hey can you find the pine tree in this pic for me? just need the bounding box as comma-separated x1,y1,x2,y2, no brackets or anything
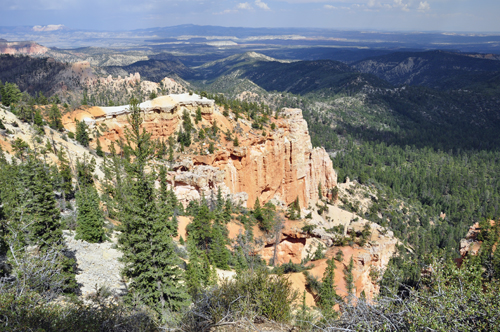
75,120,90,147
0,82,22,107
169,215,179,238
0,196,7,277
233,246,248,272
168,144,174,162
187,201,212,251
159,165,168,202
118,98,189,312
16,157,77,292
18,158,64,249
48,103,63,131
96,139,104,157
185,237,203,296
223,199,232,223
254,197,264,222
34,109,44,127
209,221,230,270
75,185,106,243
57,150,73,201
216,186,224,211
318,258,340,319
233,135,239,147
195,107,202,124
345,256,355,301
100,142,124,218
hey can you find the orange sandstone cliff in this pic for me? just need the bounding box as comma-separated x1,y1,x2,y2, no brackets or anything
63,94,337,209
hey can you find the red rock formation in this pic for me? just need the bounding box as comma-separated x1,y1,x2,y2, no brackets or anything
64,97,336,209
197,108,337,208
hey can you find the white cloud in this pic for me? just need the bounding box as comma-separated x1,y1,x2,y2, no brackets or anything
214,8,236,14
324,4,336,9
393,0,409,11
418,1,430,12
217,1,269,15
237,2,253,10
255,0,270,10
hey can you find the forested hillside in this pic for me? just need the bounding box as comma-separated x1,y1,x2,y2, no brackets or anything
1,48,500,331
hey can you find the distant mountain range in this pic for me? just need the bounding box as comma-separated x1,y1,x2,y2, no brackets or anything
1,24,500,54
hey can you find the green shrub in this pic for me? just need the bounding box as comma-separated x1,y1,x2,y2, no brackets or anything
0,291,158,331
272,260,309,274
301,224,316,235
313,243,326,260
184,268,298,330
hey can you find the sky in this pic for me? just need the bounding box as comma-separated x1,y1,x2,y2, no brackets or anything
0,0,499,33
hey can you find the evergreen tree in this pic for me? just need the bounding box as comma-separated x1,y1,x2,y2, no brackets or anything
233,135,239,147
48,103,63,131
100,142,125,218
57,150,73,201
34,109,44,127
287,196,301,220
187,201,213,251
37,91,48,105
195,107,202,124
118,98,189,312
0,196,7,277
96,139,104,157
223,199,232,223
0,82,22,107
75,120,90,147
18,158,64,249
253,197,264,223
211,120,219,136
185,237,204,296
209,221,230,270
216,186,224,211
16,157,77,292
182,109,193,132
345,256,355,300
168,144,174,162
75,185,106,243
233,246,248,272
318,258,340,319
76,155,96,188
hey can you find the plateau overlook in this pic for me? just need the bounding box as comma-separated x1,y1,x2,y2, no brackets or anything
0,88,401,329
1,34,500,331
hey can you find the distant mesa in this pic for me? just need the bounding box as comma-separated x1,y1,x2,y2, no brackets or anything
32,24,65,32
0,40,49,55
206,41,238,47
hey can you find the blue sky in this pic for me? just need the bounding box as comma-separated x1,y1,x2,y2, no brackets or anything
1,0,499,33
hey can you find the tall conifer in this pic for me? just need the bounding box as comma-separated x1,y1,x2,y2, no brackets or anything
75,185,106,243
319,258,340,319
16,157,77,292
118,98,189,312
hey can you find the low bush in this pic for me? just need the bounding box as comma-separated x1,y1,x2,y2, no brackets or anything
183,268,298,330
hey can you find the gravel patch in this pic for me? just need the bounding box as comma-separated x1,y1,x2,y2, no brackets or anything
64,231,126,297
